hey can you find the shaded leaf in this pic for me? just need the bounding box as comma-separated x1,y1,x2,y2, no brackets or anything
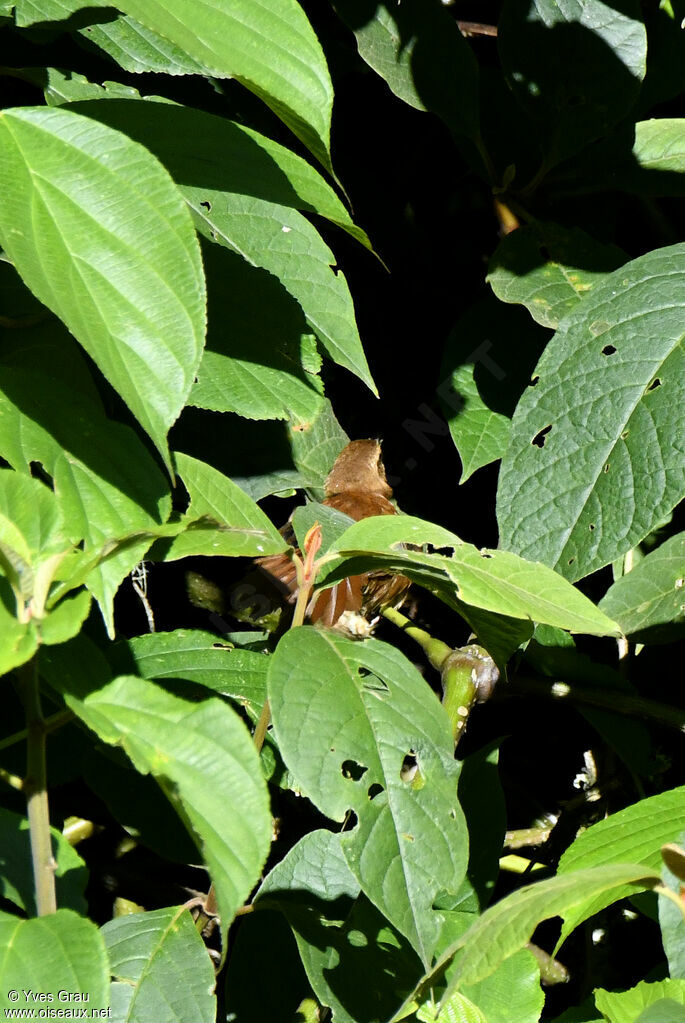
333,0,479,139
115,0,334,171
488,223,626,330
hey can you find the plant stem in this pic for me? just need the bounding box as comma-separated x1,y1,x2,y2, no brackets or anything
381,606,452,671
0,708,73,754
18,658,57,915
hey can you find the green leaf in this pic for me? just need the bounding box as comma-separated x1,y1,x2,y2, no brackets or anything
0,324,173,634
631,118,685,179
289,400,349,500
259,829,422,1023
158,452,288,560
80,14,212,75
488,223,626,330
39,587,92,645
497,243,685,582
417,991,488,1023
119,629,268,712
69,98,372,251
13,0,109,25
102,906,216,1022
438,300,548,483
555,786,685,948
57,672,272,950
114,0,334,172
460,947,545,1023
44,68,149,105
429,863,660,1000
659,830,685,980
599,532,685,641
191,193,375,394
324,515,621,636
0,806,87,916
189,243,324,425
0,468,65,562
595,980,685,1023
268,628,467,965
0,578,37,675
498,0,646,163
0,106,206,471
0,909,109,1011
332,0,479,139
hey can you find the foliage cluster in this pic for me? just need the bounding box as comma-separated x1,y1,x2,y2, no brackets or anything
0,0,684,1021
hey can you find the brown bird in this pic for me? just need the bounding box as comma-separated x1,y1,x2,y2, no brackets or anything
255,439,410,633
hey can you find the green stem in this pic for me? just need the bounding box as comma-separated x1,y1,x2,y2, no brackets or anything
381,606,452,671
18,658,57,915
0,708,74,754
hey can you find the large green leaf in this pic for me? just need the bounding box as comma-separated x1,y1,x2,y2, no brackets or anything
103,906,216,1022
497,243,685,581
80,14,211,74
258,829,422,1023
157,452,288,560
13,0,108,24
0,909,109,1012
333,0,479,139
599,532,685,641
555,785,685,949
114,0,334,171
119,629,268,712
424,863,660,1004
189,242,325,425
488,223,626,330
323,515,621,636
0,106,206,471
439,300,549,483
191,193,374,394
268,628,467,966
595,980,685,1023
56,672,272,949
68,99,371,250
498,0,646,163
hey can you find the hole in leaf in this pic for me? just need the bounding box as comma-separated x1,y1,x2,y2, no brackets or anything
589,523,595,531
568,557,575,566
449,809,457,820
603,463,610,473
341,760,367,781
200,199,212,212
621,430,629,440
532,425,552,448
400,752,418,783
529,375,539,387
479,550,493,559
601,344,616,356
368,783,384,801
647,378,662,391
